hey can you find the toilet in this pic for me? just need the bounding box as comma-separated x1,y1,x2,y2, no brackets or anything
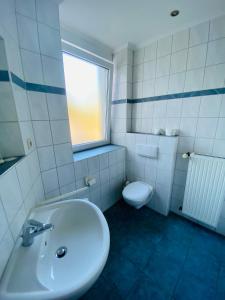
122,181,154,209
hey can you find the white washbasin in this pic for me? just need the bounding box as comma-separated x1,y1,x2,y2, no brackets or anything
0,199,110,300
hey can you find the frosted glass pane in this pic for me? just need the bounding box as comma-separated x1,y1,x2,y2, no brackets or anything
63,52,108,146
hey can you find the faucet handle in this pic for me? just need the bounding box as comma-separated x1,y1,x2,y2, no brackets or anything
27,219,44,228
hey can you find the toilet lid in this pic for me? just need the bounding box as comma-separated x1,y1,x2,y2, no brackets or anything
122,181,153,202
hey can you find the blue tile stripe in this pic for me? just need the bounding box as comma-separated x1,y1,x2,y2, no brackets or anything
0,69,66,95
112,99,127,104
0,70,10,81
26,82,66,95
11,72,26,89
112,87,225,104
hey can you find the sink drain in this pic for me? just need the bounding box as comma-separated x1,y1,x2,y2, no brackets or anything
56,246,67,258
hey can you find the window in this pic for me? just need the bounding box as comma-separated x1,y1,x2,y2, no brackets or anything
62,45,112,152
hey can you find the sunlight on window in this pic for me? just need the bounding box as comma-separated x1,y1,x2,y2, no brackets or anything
63,53,108,146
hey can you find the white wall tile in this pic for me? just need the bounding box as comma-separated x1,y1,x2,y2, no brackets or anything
0,230,14,278
203,64,225,89
220,95,225,117
20,49,43,84
57,163,75,187
0,0,18,42
47,94,68,120
199,95,222,117
168,72,185,94
99,153,109,170
196,118,218,138
16,156,32,198
12,85,30,122
60,182,76,195
141,102,154,118
153,100,167,117
177,137,194,153
16,0,36,19
194,138,214,155
215,118,225,139
0,200,9,241
54,143,73,166
0,122,25,157
156,55,170,77
181,97,201,117
174,170,187,186
189,21,209,47
165,117,180,130
175,155,188,171
144,42,157,61
10,204,26,240
155,76,169,96
206,38,225,66
180,117,197,137
158,136,178,154
38,23,61,60
132,82,143,98
16,14,39,52
38,146,56,171
184,68,204,91
88,156,100,174
142,79,155,97
152,117,166,130
213,139,225,158
33,121,52,147
5,37,23,78
133,64,143,82
0,82,18,122
172,29,189,52
166,99,182,117
209,15,225,40
42,168,58,194
36,0,60,30
141,118,152,133
157,36,172,57
41,55,65,88
19,121,35,155
0,168,23,223
50,120,70,144
187,44,207,70
133,48,144,65
170,50,188,74
74,160,88,180
143,60,156,80
28,92,48,121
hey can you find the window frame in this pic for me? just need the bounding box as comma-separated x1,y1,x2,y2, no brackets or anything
62,41,113,152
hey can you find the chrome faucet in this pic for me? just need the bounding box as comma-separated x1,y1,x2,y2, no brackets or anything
21,219,54,247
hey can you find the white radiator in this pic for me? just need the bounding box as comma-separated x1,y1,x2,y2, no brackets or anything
182,154,225,228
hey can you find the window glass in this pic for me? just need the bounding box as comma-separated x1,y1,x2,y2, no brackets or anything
63,52,109,147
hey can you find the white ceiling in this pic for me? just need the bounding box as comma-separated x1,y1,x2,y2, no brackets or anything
59,0,225,50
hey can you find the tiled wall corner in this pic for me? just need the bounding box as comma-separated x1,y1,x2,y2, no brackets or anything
74,147,126,212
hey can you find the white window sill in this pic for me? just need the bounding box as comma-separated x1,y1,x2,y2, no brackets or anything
73,144,125,162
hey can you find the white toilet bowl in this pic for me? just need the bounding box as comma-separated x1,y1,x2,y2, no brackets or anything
122,181,154,209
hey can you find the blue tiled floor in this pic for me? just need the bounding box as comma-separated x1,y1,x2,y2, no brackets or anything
80,201,225,300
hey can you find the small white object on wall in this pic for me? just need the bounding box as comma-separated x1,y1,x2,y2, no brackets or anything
85,176,97,186
152,128,165,135
165,128,179,136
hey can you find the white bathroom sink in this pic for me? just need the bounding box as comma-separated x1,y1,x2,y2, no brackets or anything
0,199,110,300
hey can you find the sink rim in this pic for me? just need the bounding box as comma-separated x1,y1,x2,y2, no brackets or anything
0,198,110,300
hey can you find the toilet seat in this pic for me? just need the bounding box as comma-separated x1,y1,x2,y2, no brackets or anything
122,181,153,209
